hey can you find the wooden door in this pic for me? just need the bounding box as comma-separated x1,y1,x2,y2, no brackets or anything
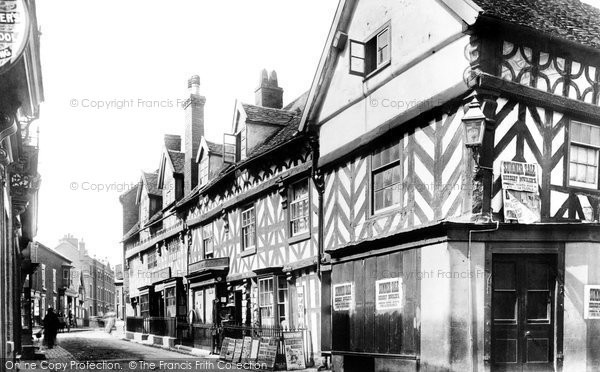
491,254,556,371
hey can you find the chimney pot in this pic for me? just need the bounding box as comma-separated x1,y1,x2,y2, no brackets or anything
188,75,200,95
255,69,283,109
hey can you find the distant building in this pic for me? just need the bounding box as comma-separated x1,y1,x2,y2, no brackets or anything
114,264,125,320
54,235,116,324
28,243,73,325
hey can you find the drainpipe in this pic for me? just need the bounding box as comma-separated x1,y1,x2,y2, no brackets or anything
309,134,325,279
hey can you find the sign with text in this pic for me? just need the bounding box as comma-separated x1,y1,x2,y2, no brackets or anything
257,337,278,370
333,282,354,311
240,336,253,363
249,338,260,361
0,0,30,73
232,338,243,363
219,337,231,360
500,161,541,223
584,285,600,319
283,331,306,370
375,277,403,311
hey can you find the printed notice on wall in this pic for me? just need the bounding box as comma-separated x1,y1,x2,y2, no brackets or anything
584,285,600,319
375,277,403,311
332,282,354,311
500,161,541,224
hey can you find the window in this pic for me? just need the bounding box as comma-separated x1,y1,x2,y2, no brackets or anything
259,277,274,326
53,269,56,291
165,287,176,317
223,133,237,164
349,24,391,77
203,223,214,259
239,127,247,161
147,250,157,269
241,206,256,250
63,269,69,280
140,294,149,317
199,156,209,185
569,121,600,189
41,264,46,289
372,141,402,213
289,180,310,237
259,276,289,327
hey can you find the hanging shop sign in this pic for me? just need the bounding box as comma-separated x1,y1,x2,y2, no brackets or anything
584,285,600,320
500,161,541,223
283,331,306,370
375,277,403,311
0,0,30,73
333,282,354,311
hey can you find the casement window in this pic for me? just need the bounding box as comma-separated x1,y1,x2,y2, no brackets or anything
203,223,214,259
569,121,600,189
349,24,391,77
41,264,46,289
223,133,237,164
147,250,157,269
258,276,289,327
239,127,247,161
199,156,209,185
372,141,402,213
289,180,310,237
241,205,256,251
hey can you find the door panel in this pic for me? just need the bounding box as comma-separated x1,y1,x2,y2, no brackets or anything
491,254,556,372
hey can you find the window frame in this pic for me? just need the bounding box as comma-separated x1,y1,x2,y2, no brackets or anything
241,204,257,253
202,222,214,259
147,250,158,269
568,120,600,190
371,140,403,215
258,275,289,328
288,179,311,241
349,22,392,79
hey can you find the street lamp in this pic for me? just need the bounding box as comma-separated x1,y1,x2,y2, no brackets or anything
462,99,486,148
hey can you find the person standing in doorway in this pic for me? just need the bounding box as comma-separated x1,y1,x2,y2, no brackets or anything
43,308,59,349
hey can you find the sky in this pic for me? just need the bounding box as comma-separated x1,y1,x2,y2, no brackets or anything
34,0,339,266
33,0,600,266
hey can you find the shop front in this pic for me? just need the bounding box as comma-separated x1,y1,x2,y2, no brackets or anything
186,257,229,350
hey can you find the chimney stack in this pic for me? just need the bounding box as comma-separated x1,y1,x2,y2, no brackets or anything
184,75,205,194
164,134,181,152
255,69,283,109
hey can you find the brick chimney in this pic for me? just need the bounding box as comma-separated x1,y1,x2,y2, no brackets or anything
184,75,205,194
255,69,283,109
164,134,181,152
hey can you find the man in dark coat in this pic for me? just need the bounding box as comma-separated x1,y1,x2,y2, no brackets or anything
43,308,59,349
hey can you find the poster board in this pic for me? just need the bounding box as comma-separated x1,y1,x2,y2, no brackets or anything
333,282,354,311
249,338,261,361
232,338,243,363
257,337,278,370
375,277,403,311
283,331,306,370
584,285,600,319
225,337,236,361
240,336,253,363
219,337,231,360
500,161,541,223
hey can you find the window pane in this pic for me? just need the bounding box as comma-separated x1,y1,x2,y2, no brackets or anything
351,57,365,74
374,173,383,190
592,126,600,146
493,291,517,320
571,122,581,143
374,190,383,211
527,291,550,321
383,188,393,208
372,151,381,169
587,166,597,184
383,168,392,187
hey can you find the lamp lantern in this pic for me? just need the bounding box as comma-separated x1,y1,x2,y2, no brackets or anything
462,99,486,147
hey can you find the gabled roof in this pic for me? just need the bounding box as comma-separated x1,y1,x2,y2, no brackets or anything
122,221,140,242
142,172,160,197
167,150,185,174
196,137,224,163
241,103,299,126
36,242,73,264
474,0,600,49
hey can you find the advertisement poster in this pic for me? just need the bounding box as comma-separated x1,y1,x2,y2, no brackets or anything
249,338,260,361
240,336,253,363
232,338,243,363
584,285,600,319
219,337,231,360
333,282,354,311
283,331,306,370
500,161,541,223
257,337,278,369
0,0,30,72
375,277,403,311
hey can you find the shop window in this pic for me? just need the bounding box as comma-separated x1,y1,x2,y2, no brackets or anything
569,120,600,189
289,180,309,237
203,223,214,259
192,288,215,324
140,294,149,317
259,276,289,327
349,23,391,77
241,205,256,251
372,141,401,213
165,287,176,317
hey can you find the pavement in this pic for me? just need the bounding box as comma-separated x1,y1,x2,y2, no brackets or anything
11,329,328,372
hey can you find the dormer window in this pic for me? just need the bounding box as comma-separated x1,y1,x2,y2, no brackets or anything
224,133,237,164
199,156,209,186
349,23,391,77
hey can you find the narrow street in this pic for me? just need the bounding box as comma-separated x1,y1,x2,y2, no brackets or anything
16,330,266,372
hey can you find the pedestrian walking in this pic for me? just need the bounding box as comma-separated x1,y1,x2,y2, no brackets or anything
104,308,116,334
42,308,59,349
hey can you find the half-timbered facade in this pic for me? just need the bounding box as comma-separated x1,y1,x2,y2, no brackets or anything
301,0,600,371
177,71,322,359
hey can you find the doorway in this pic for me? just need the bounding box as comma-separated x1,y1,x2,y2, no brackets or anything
491,254,557,371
